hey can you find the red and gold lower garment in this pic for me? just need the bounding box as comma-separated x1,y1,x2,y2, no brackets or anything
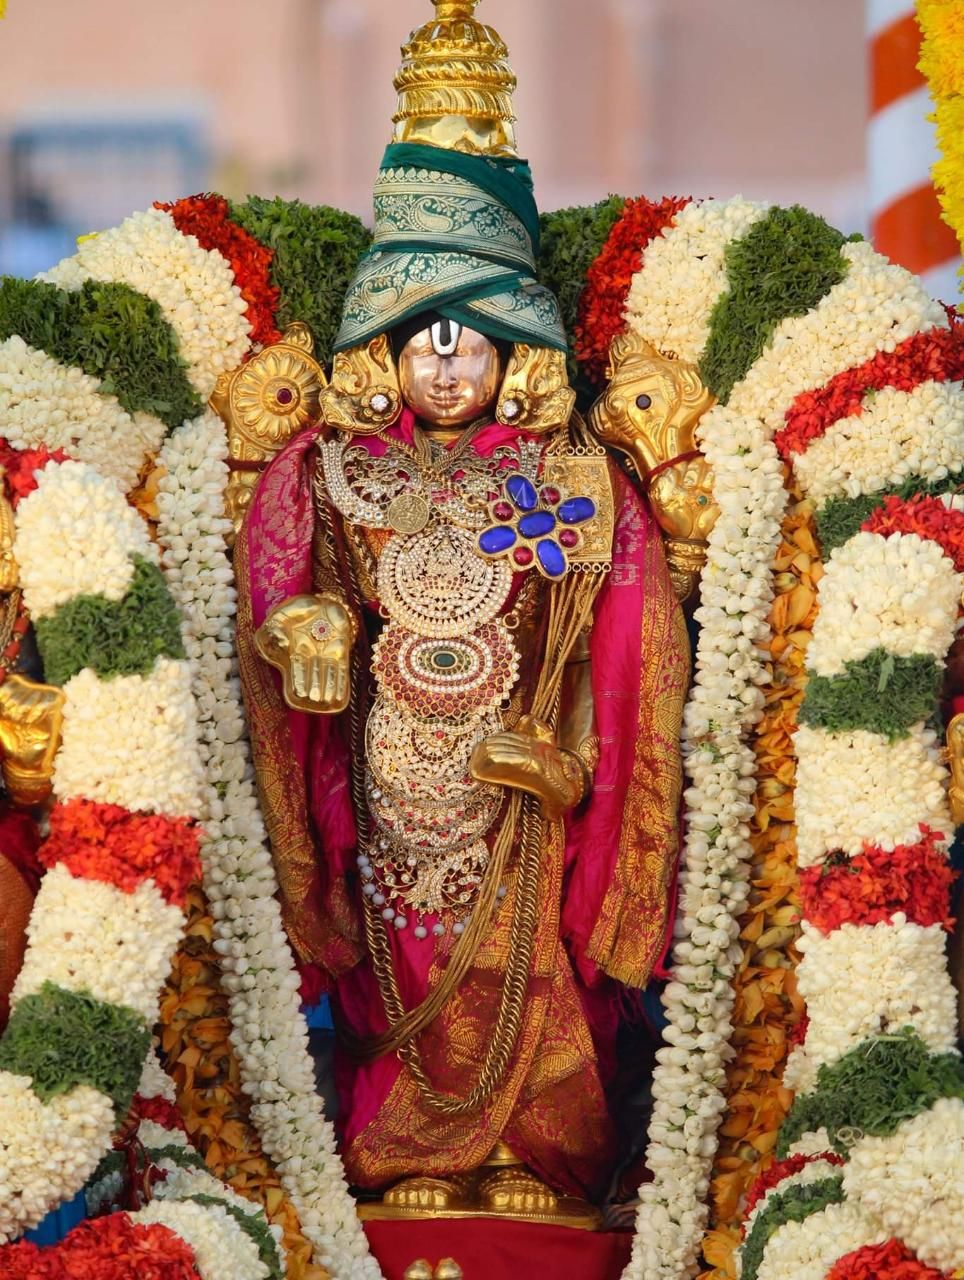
235,421,689,1199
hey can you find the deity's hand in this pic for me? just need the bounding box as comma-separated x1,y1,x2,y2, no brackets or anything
254,593,357,715
0,674,65,809
469,714,587,821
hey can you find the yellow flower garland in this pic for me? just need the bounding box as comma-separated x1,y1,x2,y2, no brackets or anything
918,0,964,287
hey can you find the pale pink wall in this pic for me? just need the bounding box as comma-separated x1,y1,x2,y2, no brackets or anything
0,0,868,232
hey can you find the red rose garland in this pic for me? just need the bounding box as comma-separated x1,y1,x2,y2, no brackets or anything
775,312,964,461
798,827,956,934
2,1215,201,1280
861,494,964,571
826,1238,951,1280
132,1092,190,1136
742,1151,845,1223
156,194,281,348
575,194,692,386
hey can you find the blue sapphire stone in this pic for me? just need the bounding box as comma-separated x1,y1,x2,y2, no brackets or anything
557,496,597,525
536,539,567,578
479,525,517,555
506,474,538,512
518,510,556,539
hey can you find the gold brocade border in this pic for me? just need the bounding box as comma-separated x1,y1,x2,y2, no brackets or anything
697,480,819,1280
158,885,330,1280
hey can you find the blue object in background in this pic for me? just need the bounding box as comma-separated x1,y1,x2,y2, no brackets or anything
24,1190,86,1246
304,996,334,1030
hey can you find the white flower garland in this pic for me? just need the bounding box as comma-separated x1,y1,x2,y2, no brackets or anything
795,378,964,505
0,335,166,493
842,1097,964,1273
15,459,157,617
781,919,959,1093
155,414,382,1280
11,867,186,1024
805,532,962,674
793,722,951,867
133,1198,271,1280
53,657,204,818
743,1156,844,1236
41,208,252,400
754,1200,886,1280
0,1076,115,1242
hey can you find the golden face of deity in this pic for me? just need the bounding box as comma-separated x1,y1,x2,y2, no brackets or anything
398,322,502,428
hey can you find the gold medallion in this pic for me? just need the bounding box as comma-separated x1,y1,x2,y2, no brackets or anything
387,492,431,534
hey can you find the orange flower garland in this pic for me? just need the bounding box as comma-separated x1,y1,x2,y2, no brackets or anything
158,886,330,1280
698,480,819,1280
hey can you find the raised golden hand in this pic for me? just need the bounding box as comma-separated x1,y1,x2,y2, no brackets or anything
469,713,586,820
254,593,357,714
0,674,65,808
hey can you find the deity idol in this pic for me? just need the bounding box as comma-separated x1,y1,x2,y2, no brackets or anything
230,0,704,1222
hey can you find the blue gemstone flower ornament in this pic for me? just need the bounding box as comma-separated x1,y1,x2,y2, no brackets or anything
477,473,597,579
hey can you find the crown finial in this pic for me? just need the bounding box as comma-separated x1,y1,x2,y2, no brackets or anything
392,0,518,157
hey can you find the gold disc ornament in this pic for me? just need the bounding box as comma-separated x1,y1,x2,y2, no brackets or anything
387,491,431,534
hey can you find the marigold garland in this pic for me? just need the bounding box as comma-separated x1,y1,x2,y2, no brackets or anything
826,1237,951,1280
40,799,202,909
2,1214,201,1280
861,492,964,569
798,828,956,934
697,484,817,1280
158,885,329,1280
775,317,964,460
157,196,282,348
918,0,964,291
575,195,691,385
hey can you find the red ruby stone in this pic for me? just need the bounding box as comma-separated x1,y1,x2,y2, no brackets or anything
494,502,514,520
276,387,294,406
559,529,579,548
540,486,561,505
513,546,534,566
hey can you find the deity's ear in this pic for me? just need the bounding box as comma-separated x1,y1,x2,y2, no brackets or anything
319,333,403,434
496,344,576,433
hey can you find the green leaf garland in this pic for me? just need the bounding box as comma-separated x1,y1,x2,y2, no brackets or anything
815,469,964,553
799,650,942,740
777,1028,964,1158
228,197,372,368
699,207,860,405
740,1176,845,1280
0,981,150,1116
35,554,186,687
0,278,203,429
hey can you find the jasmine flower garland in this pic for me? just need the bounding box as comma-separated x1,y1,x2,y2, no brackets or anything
754,1200,887,1280
740,1175,845,1280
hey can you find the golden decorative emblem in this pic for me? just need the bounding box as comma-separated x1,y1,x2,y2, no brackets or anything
209,322,326,538
387,492,432,534
319,334,404,434
542,452,615,570
496,344,577,434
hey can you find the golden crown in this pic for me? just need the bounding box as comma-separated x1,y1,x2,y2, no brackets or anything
392,0,518,157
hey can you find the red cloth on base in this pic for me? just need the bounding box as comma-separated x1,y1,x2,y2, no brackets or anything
364,1219,633,1280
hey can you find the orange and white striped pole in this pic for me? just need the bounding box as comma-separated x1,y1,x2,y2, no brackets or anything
868,0,960,299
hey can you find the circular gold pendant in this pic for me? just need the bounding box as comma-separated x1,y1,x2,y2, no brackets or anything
387,492,431,535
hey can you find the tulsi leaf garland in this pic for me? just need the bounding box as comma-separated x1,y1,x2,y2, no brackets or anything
777,1029,964,1158
740,1175,845,1280
798,650,942,740
699,207,858,405
35,555,186,686
0,278,203,429
228,197,372,366
0,981,150,1116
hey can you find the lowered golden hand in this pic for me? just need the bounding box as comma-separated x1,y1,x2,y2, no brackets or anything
469,713,587,820
254,593,357,715
0,675,66,809
588,331,718,600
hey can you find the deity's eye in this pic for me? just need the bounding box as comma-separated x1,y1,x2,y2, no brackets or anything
636,393,652,410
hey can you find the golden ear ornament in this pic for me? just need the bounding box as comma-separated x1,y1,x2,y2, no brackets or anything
209,321,326,539
496,344,576,434
318,334,404,435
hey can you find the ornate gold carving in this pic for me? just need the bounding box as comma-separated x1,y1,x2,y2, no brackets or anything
0,675,65,808
319,334,403,434
393,1,518,157
254,592,357,715
588,331,719,600
496,344,576,433
208,322,326,539
947,711,964,826
541,451,615,569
